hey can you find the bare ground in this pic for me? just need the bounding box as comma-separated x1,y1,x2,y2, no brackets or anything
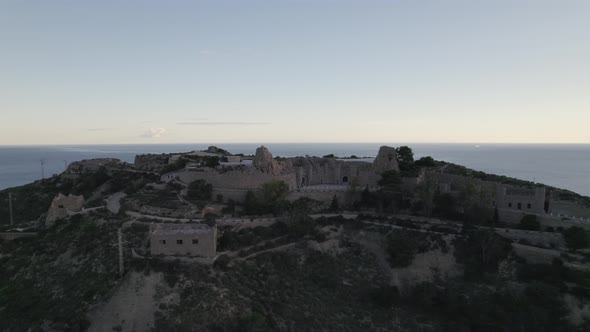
88,272,163,332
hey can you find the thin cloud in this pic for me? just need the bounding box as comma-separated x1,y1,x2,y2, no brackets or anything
141,128,167,138
177,121,270,126
87,128,113,132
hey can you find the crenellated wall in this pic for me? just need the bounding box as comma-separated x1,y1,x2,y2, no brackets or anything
292,158,380,188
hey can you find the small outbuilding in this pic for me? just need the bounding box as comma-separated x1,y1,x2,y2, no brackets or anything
150,223,217,258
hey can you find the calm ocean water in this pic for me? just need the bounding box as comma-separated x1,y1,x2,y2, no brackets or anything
0,143,589,197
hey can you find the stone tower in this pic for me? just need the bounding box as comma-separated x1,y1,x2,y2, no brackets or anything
253,146,276,173
372,146,400,173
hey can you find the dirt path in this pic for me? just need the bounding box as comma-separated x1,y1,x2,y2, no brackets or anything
88,272,163,332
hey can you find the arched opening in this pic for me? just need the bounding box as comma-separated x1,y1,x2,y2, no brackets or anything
342,176,349,184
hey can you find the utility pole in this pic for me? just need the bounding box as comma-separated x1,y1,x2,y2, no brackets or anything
118,228,124,278
40,159,45,179
8,192,14,225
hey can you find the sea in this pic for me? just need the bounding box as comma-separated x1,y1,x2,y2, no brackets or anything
0,143,589,197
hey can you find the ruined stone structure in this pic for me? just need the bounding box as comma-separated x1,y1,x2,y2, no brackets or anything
134,154,171,172
372,146,400,174
291,157,381,188
45,193,85,227
162,146,401,204
150,223,217,258
430,171,551,223
496,185,547,215
66,158,125,174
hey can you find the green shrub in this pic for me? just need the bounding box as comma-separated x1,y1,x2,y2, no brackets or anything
385,231,418,268
186,179,213,201
564,226,589,251
520,214,540,231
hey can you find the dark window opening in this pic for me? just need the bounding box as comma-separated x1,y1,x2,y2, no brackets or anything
508,203,512,208
159,240,166,245
342,176,349,184
301,177,305,187
177,239,183,244
192,239,199,244
517,203,522,210
58,205,64,208
527,203,532,209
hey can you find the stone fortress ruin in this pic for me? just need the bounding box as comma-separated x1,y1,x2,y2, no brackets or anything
156,145,400,203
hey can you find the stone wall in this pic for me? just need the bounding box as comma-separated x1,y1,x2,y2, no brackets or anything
293,158,380,188
498,208,590,230
286,190,361,207
550,200,590,219
174,169,297,191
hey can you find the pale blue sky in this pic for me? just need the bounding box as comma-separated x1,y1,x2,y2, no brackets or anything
1,0,589,144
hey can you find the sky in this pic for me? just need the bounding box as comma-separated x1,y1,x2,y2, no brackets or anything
1,0,589,145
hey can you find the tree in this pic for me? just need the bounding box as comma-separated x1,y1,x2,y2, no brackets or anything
243,181,290,216
378,170,402,191
396,146,414,172
204,156,220,168
330,195,339,212
433,193,456,219
186,179,213,201
385,231,418,267
377,171,403,213
563,226,589,251
455,229,512,279
360,186,374,209
520,214,540,231
243,191,259,215
259,180,289,208
415,156,436,167
416,175,436,216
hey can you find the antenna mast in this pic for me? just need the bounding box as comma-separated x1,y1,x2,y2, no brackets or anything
8,192,14,225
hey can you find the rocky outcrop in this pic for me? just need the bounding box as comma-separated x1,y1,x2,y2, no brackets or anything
372,146,400,173
252,146,294,175
66,158,124,174
205,146,231,156
253,146,276,173
134,154,170,172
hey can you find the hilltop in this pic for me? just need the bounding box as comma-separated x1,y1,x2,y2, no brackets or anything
2,145,590,331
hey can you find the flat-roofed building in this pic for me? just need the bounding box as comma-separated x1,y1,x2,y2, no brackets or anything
150,223,216,258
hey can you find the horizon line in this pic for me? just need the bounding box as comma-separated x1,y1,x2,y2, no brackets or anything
2,141,590,147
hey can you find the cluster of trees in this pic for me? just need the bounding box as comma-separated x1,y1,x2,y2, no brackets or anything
395,146,437,177
186,179,213,202
243,180,290,216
